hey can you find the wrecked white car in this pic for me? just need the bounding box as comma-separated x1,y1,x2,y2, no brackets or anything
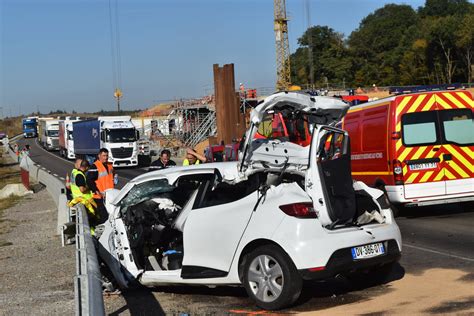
98,91,402,310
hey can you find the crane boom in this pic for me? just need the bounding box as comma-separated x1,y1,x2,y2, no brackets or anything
274,0,291,91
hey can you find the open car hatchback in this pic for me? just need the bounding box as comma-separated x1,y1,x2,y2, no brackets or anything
98,91,402,310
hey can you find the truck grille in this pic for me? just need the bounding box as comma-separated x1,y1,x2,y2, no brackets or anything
111,147,133,158
51,139,59,148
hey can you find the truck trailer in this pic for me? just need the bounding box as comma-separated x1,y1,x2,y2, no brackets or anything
73,116,139,167
38,118,60,150
22,117,38,138
59,117,81,159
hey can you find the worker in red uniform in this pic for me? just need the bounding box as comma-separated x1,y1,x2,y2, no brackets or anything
86,148,116,224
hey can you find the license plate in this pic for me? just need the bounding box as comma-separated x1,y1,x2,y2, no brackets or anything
351,242,385,260
409,162,437,171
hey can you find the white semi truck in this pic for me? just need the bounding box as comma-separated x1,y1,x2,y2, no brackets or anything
59,117,81,159
38,118,60,151
73,116,139,167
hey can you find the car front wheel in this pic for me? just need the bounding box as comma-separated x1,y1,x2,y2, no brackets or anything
242,245,302,310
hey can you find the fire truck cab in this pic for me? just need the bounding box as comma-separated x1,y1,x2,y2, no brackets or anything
343,90,474,211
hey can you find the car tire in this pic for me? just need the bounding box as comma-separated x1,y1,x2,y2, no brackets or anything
377,184,401,217
242,244,302,310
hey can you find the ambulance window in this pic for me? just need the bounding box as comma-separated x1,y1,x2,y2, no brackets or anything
439,109,474,145
402,111,439,146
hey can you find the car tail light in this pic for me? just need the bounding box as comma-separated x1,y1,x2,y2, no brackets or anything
393,159,404,185
279,202,317,218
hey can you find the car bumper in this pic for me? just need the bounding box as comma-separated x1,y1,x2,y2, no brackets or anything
298,239,401,280
272,216,402,272
386,185,474,206
112,159,138,167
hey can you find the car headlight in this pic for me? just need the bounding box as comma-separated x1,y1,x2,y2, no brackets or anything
376,194,390,209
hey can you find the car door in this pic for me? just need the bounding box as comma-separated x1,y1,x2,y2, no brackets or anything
181,172,260,277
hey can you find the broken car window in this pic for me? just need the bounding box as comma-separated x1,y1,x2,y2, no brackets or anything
120,179,174,209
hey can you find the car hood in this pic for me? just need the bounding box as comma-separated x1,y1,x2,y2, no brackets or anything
240,91,349,171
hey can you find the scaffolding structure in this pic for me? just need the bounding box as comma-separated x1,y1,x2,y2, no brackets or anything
166,98,217,149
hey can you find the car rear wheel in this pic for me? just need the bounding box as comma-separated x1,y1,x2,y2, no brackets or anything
242,245,302,310
377,184,402,217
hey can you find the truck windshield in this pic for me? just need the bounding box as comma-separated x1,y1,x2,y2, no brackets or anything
23,124,35,129
106,128,136,143
47,130,59,137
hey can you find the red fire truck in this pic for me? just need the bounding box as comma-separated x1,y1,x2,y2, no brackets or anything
342,90,474,212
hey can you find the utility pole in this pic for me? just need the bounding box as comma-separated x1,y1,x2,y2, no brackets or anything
114,88,122,112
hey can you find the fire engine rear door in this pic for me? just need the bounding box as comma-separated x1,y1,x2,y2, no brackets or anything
435,92,474,195
399,94,446,199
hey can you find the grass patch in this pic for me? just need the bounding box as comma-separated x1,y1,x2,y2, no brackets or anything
0,195,21,212
0,152,21,190
0,195,21,248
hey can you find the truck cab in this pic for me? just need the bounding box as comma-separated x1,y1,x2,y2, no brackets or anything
39,119,60,151
22,118,37,138
99,116,139,167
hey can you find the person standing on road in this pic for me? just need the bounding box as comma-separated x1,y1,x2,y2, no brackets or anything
86,148,116,224
183,148,207,166
14,144,19,162
71,158,93,199
148,149,176,171
68,158,99,232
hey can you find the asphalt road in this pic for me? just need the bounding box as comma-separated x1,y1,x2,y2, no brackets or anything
15,136,474,314
17,137,148,189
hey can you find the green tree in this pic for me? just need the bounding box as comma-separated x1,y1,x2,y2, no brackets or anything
419,0,471,17
348,4,419,86
290,26,351,87
455,12,474,83
421,15,461,83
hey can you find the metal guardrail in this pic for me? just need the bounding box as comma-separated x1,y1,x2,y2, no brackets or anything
7,139,105,316
74,204,105,316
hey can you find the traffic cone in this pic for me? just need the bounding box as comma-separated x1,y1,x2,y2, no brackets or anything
65,173,71,190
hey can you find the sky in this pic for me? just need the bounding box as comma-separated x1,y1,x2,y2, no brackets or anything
0,0,425,116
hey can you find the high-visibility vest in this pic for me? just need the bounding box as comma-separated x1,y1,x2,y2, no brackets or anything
70,169,93,200
94,160,114,198
183,159,200,166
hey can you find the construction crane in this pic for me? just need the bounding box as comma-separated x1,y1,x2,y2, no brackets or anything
274,0,291,91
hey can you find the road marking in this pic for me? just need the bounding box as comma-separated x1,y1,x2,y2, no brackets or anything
53,173,58,177
404,243,474,262
60,177,65,181
41,167,46,170
34,138,74,166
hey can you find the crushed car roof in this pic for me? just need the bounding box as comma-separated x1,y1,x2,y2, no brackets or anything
241,91,349,170
250,91,349,125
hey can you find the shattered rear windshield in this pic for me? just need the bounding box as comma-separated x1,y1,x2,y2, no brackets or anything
120,179,174,209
